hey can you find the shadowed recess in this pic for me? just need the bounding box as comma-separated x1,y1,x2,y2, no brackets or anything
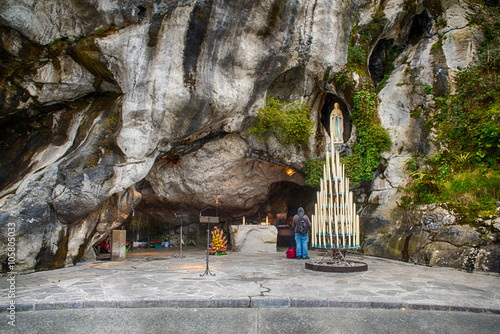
183,0,214,92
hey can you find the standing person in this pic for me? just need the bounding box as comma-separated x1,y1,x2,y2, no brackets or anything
293,207,311,259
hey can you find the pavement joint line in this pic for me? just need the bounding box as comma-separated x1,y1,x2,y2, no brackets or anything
2,299,499,314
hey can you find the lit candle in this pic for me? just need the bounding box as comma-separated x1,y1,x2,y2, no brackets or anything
243,216,245,225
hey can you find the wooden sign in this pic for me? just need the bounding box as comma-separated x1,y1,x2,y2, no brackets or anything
199,216,219,223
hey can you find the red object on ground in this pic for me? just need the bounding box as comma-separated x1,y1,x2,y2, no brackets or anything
286,247,296,259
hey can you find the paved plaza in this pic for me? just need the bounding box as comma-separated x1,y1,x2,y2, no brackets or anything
1,246,499,313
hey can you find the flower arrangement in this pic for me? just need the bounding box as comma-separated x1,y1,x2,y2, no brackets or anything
100,241,110,253
150,240,162,248
125,242,131,252
209,227,228,255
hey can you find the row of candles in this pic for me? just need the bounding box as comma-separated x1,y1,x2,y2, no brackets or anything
311,148,360,249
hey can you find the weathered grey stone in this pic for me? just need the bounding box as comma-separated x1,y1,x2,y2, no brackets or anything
432,225,481,247
0,0,159,45
475,246,500,273
493,218,500,232
111,230,126,261
230,225,277,253
20,56,96,105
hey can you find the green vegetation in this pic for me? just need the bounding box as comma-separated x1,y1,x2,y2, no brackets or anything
305,158,325,187
343,88,392,184
404,160,500,221
402,0,500,220
347,45,367,68
330,69,356,92
249,98,313,149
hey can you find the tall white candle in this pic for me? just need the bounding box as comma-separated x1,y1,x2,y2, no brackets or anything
347,180,351,248
322,166,328,247
312,210,316,247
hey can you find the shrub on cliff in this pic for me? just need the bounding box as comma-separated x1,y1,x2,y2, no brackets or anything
343,88,392,184
249,98,313,149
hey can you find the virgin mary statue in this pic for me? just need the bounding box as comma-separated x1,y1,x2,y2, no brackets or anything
330,102,343,143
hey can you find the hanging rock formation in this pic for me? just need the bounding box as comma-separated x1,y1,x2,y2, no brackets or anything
0,0,498,273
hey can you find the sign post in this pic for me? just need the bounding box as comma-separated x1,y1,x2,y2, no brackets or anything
199,215,219,276
174,214,188,258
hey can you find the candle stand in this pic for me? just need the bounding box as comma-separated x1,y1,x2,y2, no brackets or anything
306,132,367,272
199,215,219,277
305,247,367,272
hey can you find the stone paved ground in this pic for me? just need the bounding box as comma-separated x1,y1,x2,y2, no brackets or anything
1,247,499,313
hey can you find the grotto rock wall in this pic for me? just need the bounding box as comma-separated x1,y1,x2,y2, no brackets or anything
0,0,352,272
355,0,499,272
362,204,500,272
0,0,498,273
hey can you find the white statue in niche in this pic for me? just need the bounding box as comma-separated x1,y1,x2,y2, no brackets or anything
330,102,343,143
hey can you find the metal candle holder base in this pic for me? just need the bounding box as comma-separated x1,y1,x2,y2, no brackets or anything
305,248,368,273
199,215,219,277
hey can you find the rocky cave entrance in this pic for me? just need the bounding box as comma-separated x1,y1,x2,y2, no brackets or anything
264,181,317,247
96,67,323,258
95,210,203,260
368,9,433,85
264,181,317,221
94,178,319,257
320,93,352,143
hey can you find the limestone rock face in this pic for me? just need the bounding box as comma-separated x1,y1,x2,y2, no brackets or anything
20,55,96,105
0,0,154,45
140,134,307,220
0,0,498,273
362,204,500,272
366,0,482,218
229,225,277,253
351,0,499,272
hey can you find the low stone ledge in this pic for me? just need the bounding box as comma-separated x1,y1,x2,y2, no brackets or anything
289,298,329,307
209,298,251,308
159,298,211,308
34,301,83,311
328,300,371,308
83,300,119,309
2,299,499,314
370,301,405,309
15,303,35,312
118,299,159,308
250,296,289,307
405,303,451,312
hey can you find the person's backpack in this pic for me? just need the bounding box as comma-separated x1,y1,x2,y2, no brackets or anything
297,216,308,234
